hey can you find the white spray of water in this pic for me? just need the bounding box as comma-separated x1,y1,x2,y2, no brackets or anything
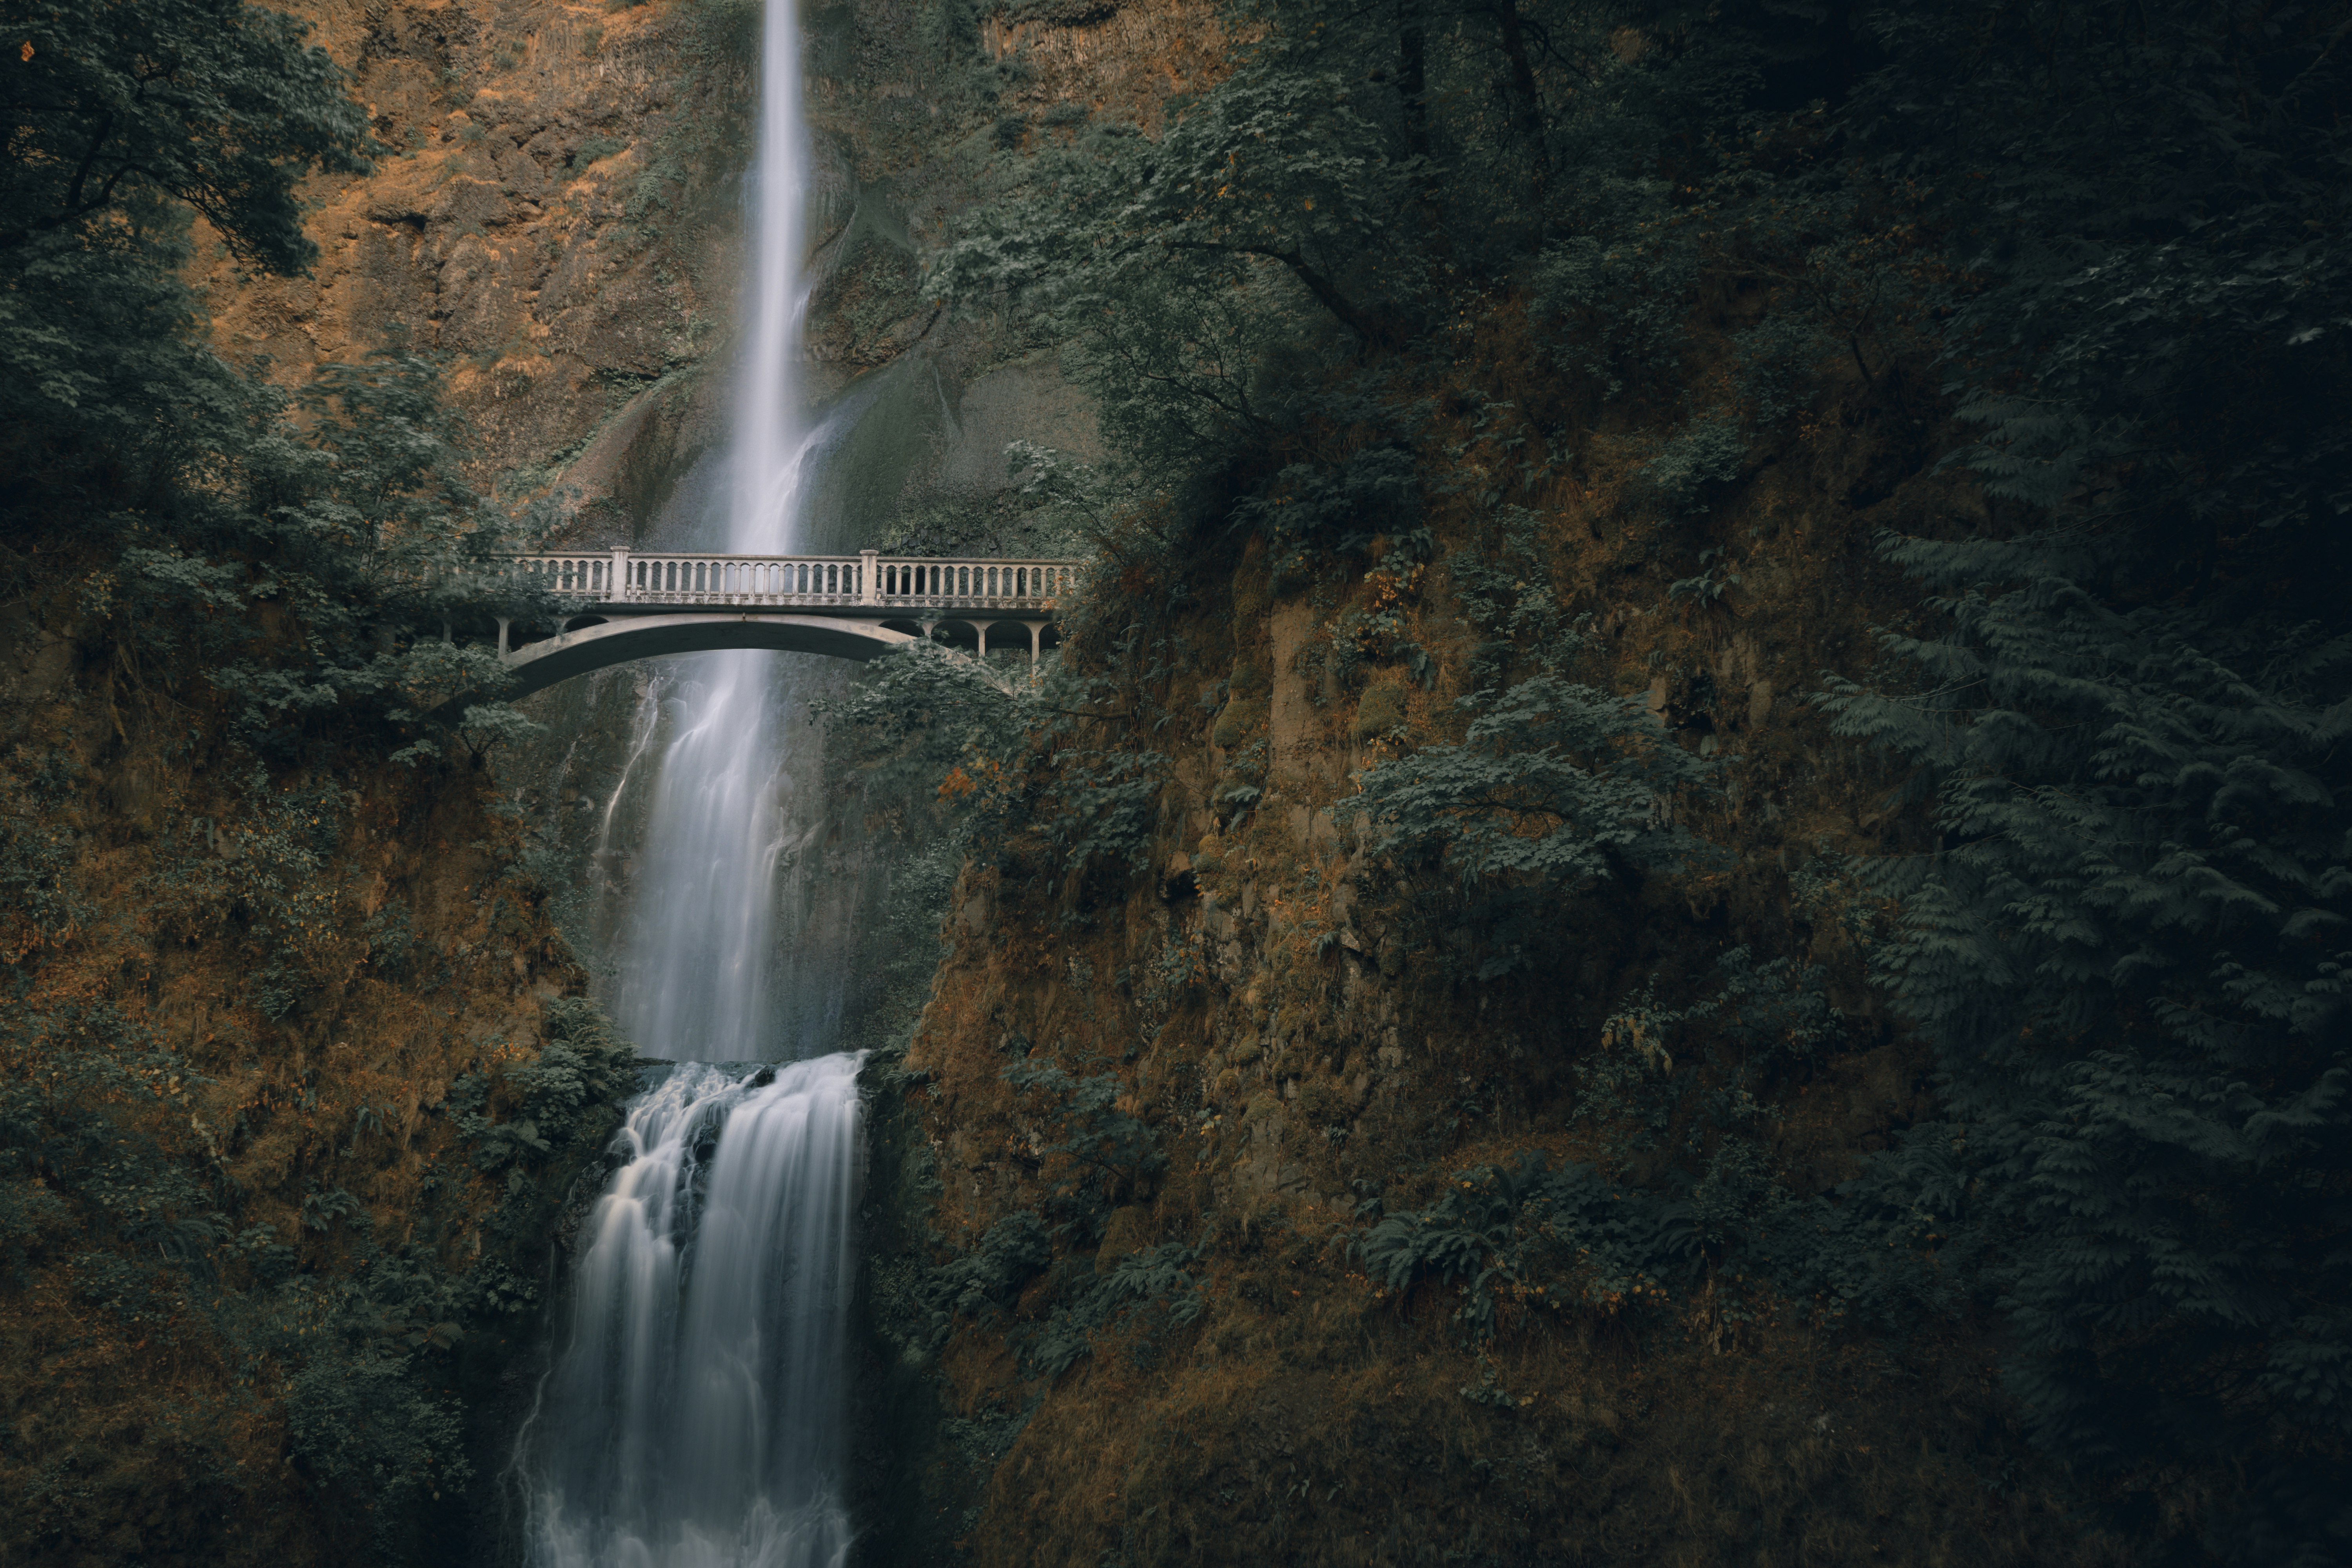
521,4,863,1563
521,1059,862,1568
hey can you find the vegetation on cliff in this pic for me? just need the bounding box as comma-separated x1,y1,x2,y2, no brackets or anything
845,0,2352,1562
2,4,636,1562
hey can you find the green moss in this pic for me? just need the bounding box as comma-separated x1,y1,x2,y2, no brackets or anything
1211,697,1267,750
1350,682,1408,742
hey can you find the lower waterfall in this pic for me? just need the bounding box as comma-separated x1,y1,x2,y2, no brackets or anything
517,1055,863,1568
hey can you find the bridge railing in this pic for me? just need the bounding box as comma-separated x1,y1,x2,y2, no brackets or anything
498,550,1085,614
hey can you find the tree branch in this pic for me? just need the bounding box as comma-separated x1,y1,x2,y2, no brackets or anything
1161,239,1394,345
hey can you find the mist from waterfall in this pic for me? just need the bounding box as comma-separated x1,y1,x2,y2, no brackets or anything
519,2,863,1563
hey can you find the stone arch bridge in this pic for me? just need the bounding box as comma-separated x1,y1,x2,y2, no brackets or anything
488,548,1084,699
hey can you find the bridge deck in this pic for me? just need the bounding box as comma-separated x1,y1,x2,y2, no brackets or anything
501,549,1083,618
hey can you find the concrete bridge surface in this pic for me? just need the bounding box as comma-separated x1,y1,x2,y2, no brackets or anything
489,548,1083,699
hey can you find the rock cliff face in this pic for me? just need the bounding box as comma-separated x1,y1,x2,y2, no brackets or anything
196,0,1224,547
198,0,747,503
0,583,627,1563
851,476,2114,1564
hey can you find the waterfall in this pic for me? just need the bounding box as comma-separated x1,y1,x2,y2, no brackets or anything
606,0,815,1067
519,4,862,1563
520,1060,861,1568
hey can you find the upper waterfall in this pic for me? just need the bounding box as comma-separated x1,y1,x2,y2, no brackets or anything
602,0,819,1066
731,0,809,556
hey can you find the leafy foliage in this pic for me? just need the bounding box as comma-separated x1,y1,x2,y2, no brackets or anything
1025,1242,1205,1376
1360,1153,1697,1338
930,0,2352,1546
1002,1056,1165,1243
1359,666,1704,890
2,0,371,274
2,2,555,759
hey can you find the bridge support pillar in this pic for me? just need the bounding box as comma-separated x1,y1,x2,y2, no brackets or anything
495,617,511,657
976,623,988,660
1023,620,1046,664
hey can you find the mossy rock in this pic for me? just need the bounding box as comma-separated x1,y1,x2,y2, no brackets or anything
1093,1204,1152,1272
1228,661,1269,698
1351,682,1410,742
1212,697,1267,750
1231,557,1271,622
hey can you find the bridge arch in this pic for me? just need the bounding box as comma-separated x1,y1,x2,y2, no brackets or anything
499,613,921,701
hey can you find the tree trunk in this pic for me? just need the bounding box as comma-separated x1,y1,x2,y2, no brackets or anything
1487,0,1549,192
1399,20,1429,160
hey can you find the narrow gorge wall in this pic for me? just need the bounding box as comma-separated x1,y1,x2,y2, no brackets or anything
0,589,635,1562
849,422,2112,1565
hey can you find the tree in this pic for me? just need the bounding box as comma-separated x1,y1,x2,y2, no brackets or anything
2,0,370,272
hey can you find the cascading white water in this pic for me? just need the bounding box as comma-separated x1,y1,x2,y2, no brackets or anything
522,1060,862,1568
520,3,864,1563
